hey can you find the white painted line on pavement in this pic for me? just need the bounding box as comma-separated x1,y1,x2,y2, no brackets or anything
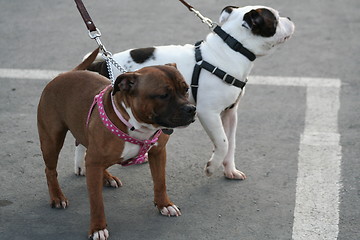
0,68,342,239
250,75,341,88
251,75,342,239
291,84,341,240
0,68,61,80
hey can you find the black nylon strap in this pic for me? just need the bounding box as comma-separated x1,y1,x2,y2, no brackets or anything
213,26,256,62
190,41,247,103
191,41,203,102
191,64,201,102
200,61,246,89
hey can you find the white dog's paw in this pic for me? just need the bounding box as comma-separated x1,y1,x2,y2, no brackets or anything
224,169,247,180
89,229,109,240
75,166,86,176
160,205,181,217
74,144,86,176
204,161,216,176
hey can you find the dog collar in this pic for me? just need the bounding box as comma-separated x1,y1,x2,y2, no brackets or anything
87,86,162,166
213,26,256,62
110,94,136,131
111,90,174,135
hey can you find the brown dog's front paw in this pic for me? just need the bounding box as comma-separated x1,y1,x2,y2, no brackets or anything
156,204,181,217
50,196,69,209
89,229,109,240
103,170,122,188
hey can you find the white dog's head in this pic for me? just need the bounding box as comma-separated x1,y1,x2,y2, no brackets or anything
219,6,295,57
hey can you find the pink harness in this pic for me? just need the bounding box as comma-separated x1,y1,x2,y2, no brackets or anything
86,86,162,166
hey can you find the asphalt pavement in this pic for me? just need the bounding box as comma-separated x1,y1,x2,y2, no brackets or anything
0,0,359,239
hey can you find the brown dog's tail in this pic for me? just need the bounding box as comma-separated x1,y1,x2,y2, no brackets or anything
73,48,100,71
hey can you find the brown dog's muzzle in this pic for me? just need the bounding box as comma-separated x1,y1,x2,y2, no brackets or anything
154,103,196,129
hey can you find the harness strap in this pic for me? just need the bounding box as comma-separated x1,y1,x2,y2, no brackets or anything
191,41,247,103
86,86,162,166
213,26,256,62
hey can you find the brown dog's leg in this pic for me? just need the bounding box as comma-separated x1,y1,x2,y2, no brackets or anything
148,145,181,216
85,154,108,237
38,125,69,208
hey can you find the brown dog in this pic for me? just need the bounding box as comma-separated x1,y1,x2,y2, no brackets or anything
37,49,196,239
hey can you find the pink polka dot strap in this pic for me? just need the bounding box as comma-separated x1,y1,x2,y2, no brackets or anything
86,86,162,166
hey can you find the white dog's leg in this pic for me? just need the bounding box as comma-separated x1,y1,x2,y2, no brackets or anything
74,144,86,176
198,111,229,176
221,105,246,180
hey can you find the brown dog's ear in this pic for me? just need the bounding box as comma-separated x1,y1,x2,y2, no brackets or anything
112,72,139,95
165,63,177,69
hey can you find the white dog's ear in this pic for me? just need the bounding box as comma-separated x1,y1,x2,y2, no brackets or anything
219,6,238,24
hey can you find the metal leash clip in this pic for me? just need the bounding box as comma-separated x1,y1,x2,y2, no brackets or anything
190,8,215,29
88,28,109,56
178,0,216,29
88,27,101,39
75,0,127,86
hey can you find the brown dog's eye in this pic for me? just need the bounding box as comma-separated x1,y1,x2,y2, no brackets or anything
158,93,169,100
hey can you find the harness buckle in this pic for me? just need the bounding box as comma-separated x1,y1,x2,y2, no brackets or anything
222,74,228,82
223,74,236,85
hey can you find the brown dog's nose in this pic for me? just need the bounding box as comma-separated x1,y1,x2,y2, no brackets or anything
182,105,196,115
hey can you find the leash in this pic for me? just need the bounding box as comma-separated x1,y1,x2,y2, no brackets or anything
74,0,127,85
178,0,255,61
178,0,214,28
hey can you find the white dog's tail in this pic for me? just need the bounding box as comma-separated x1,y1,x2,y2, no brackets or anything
83,50,103,63
73,48,100,71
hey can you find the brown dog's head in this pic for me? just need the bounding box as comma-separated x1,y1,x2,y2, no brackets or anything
112,64,196,129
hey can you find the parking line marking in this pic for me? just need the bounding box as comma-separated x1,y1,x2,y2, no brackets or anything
0,68,342,239
292,85,341,240
0,68,61,80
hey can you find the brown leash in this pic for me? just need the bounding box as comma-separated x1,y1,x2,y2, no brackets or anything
74,0,97,32
178,0,194,11
73,0,127,84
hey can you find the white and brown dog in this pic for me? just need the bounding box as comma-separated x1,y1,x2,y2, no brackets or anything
37,49,196,239
87,5,295,180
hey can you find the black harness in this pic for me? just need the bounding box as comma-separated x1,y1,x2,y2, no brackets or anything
190,26,256,103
